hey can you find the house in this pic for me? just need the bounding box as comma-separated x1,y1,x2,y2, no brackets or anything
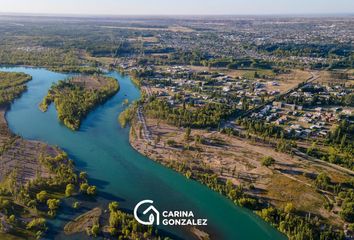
223,86,231,92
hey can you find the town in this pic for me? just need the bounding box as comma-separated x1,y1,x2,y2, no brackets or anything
0,13,352,240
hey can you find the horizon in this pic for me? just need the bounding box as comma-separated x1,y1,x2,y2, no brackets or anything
0,12,353,18
1,0,354,16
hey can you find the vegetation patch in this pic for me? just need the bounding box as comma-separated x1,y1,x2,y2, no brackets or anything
0,72,32,106
40,75,119,130
118,102,138,128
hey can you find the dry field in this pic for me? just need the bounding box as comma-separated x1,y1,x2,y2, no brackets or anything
317,70,354,86
69,75,113,90
128,36,160,43
267,69,312,93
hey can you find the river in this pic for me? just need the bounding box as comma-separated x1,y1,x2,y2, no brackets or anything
2,66,286,240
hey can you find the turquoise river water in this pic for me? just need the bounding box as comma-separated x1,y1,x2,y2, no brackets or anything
2,67,286,240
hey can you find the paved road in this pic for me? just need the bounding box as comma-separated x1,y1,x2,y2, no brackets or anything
142,86,153,97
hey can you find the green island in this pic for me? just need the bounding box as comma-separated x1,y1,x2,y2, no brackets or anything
40,75,119,130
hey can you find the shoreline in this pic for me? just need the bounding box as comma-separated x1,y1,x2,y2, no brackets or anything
0,73,60,184
127,108,351,238
3,66,188,240
0,68,91,240
128,118,264,240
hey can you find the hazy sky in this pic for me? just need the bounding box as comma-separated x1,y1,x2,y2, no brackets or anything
1,0,354,15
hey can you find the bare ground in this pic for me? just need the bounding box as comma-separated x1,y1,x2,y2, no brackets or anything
64,207,102,235
69,75,113,90
0,109,58,185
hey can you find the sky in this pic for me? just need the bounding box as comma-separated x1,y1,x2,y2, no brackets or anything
0,0,354,15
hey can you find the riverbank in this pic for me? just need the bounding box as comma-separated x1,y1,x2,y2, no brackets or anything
129,112,352,238
2,68,178,240
1,67,297,240
0,71,65,185
0,71,82,239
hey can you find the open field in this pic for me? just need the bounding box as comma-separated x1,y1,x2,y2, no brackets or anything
267,69,312,93
317,70,354,86
69,75,116,90
128,36,160,43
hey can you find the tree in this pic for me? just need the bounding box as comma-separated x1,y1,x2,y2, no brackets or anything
65,183,75,197
36,191,48,203
340,202,354,222
315,172,331,190
109,201,119,212
261,156,275,167
109,211,120,228
284,202,295,214
90,224,100,237
26,218,46,231
87,185,97,195
167,139,176,147
8,215,16,224
344,93,354,106
79,171,88,182
47,199,60,216
72,201,80,209
194,135,201,145
184,127,191,141
185,170,192,179
80,183,89,193
0,198,10,214
254,71,259,78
